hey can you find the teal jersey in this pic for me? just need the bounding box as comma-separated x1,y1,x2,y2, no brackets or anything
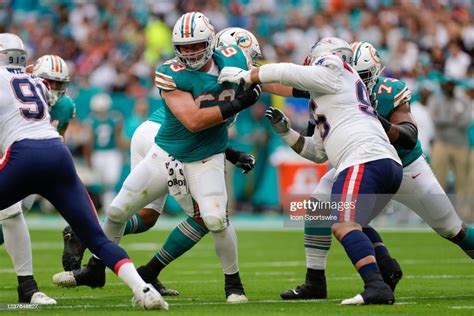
154,45,249,162
50,95,76,133
86,112,122,150
148,105,165,125
374,76,423,167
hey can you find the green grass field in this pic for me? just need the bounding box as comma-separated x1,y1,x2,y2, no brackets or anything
0,229,473,315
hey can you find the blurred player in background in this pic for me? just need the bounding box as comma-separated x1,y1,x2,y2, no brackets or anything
53,12,262,303
220,37,404,305
83,93,127,209
281,41,474,300
0,33,167,310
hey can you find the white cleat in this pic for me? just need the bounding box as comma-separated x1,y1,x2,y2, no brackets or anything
132,284,169,310
341,294,365,305
30,292,57,305
226,294,248,304
52,271,77,288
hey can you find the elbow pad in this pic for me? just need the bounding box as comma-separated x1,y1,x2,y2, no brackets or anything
300,137,327,163
394,122,418,149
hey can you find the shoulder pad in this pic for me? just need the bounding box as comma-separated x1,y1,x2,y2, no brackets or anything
155,61,183,91
312,54,344,68
377,77,412,108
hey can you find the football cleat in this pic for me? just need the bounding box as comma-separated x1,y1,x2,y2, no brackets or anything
62,226,86,271
377,257,403,291
341,273,394,305
225,272,248,303
280,282,327,300
132,285,169,310
53,256,105,288
149,278,179,296
30,292,57,305
226,293,248,304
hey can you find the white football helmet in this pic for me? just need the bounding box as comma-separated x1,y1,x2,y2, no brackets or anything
214,27,261,65
172,12,215,70
351,41,384,92
304,37,353,66
32,55,70,104
0,33,27,67
90,93,112,112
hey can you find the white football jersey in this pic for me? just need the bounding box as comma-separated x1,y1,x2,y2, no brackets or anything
0,66,59,153
259,54,401,174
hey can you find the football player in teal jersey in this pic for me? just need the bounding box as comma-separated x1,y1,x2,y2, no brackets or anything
59,28,260,297
53,12,262,303
281,41,474,301
0,54,76,305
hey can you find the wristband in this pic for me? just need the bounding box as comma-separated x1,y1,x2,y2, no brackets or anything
281,129,301,147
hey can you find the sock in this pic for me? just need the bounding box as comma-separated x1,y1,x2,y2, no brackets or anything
124,213,146,235
155,217,209,270
18,275,35,285
449,224,474,258
212,224,239,275
3,212,33,275
103,217,126,245
0,224,3,245
363,226,390,258
306,267,325,282
304,226,332,270
116,261,147,290
340,230,380,283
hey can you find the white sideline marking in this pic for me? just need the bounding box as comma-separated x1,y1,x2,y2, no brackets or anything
449,306,474,309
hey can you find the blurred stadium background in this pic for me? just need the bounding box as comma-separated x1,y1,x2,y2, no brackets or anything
2,0,472,226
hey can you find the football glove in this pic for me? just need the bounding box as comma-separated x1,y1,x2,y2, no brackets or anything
218,67,251,84
265,107,290,134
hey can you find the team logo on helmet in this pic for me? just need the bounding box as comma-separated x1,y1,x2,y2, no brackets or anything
368,45,381,64
234,31,252,49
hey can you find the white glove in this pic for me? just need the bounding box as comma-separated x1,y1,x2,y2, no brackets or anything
218,67,251,84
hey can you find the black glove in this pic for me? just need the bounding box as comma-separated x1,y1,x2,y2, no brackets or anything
235,82,262,107
220,82,262,120
225,147,256,174
265,107,290,134
236,153,256,174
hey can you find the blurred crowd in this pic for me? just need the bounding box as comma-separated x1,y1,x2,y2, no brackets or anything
1,0,472,219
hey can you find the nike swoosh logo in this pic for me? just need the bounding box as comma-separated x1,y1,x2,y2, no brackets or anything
202,159,211,164
411,173,422,179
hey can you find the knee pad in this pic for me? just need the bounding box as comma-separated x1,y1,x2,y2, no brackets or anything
0,202,22,222
202,215,227,232
107,205,133,224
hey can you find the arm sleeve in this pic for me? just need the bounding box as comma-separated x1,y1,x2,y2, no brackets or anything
298,133,328,163
259,63,342,94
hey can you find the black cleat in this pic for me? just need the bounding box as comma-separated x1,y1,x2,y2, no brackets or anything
342,273,394,305
225,272,248,303
62,226,86,271
377,257,403,291
53,256,106,288
280,282,327,300
149,278,179,296
18,278,39,303
360,280,395,305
